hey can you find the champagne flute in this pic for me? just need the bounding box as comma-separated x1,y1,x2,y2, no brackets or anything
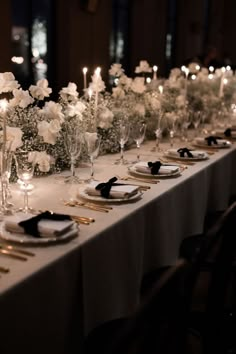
84,132,101,181
63,124,82,184
14,151,36,213
114,122,130,165
132,122,146,162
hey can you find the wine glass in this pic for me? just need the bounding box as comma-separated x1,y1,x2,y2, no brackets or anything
152,114,164,152
132,122,146,163
114,122,130,165
84,132,101,181
14,151,36,213
63,124,82,183
166,118,176,148
0,149,14,216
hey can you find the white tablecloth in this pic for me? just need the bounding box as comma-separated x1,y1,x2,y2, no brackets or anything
1,140,236,354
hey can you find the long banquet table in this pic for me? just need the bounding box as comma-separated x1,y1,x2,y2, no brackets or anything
1,140,236,354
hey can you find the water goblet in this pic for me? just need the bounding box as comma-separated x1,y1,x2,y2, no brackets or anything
63,124,82,184
84,132,101,181
132,122,146,163
14,151,36,213
114,122,130,165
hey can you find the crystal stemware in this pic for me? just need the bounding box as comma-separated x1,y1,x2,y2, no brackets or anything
0,149,14,216
84,132,101,181
14,151,36,213
132,122,146,163
114,122,130,165
63,124,82,184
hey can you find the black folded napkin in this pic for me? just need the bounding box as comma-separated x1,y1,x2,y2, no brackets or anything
95,177,125,198
19,211,72,238
205,135,222,146
177,147,193,158
147,161,162,175
224,128,232,137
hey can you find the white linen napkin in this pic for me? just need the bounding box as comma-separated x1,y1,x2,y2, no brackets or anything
134,161,179,175
167,149,207,159
4,213,75,238
85,181,139,199
194,137,230,147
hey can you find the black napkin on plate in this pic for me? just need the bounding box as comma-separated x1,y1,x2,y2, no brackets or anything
177,147,193,158
224,128,232,137
147,161,162,175
95,177,125,198
19,211,72,238
205,136,222,146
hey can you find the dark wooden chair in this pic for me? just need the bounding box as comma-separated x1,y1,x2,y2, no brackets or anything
181,201,236,354
85,258,191,354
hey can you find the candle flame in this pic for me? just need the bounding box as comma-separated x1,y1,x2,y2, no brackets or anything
95,67,101,77
153,65,158,72
83,67,88,74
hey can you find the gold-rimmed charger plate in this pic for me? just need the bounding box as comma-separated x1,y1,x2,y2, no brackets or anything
0,222,79,245
128,164,183,178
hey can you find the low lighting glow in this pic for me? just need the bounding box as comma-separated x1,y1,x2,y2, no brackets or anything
146,77,151,84
208,74,214,80
209,66,214,72
83,67,88,75
11,56,24,64
191,74,196,80
223,78,228,85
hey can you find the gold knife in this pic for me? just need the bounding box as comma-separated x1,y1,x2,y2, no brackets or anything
0,248,28,261
0,265,10,273
0,244,35,257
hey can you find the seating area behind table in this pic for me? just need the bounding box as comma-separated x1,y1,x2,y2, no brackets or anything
0,141,236,354
85,201,236,354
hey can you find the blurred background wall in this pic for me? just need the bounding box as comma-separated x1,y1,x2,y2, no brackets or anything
1,0,236,94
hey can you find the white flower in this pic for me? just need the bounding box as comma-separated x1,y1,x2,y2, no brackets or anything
169,68,182,80
118,75,132,91
34,151,51,172
37,120,60,145
0,72,19,93
29,79,52,100
98,107,114,129
9,88,34,108
40,101,64,122
188,62,201,74
59,82,79,101
133,103,146,117
130,77,146,94
66,101,86,119
175,95,186,108
112,86,125,99
5,126,23,151
109,63,124,77
147,95,161,111
135,60,152,74
89,74,106,93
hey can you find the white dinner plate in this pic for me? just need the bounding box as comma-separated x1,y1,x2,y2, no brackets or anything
164,149,209,161
128,165,182,178
193,139,231,149
0,222,79,245
78,187,143,203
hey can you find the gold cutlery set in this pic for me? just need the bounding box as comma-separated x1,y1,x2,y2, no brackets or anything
0,243,35,274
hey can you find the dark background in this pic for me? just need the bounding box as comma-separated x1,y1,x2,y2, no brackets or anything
0,0,235,94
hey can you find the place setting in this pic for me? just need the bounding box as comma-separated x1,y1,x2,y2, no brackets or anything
128,159,184,180
0,210,79,245
163,146,209,162
77,176,144,204
192,135,232,149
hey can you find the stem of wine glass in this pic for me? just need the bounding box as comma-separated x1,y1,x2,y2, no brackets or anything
71,158,76,177
23,184,29,213
90,155,94,180
120,144,124,164
170,131,174,147
136,143,140,162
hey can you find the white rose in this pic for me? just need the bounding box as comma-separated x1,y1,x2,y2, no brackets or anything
9,88,34,108
0,72,19,93
5,126,23,151
29,79,52,100
40,101,64,122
